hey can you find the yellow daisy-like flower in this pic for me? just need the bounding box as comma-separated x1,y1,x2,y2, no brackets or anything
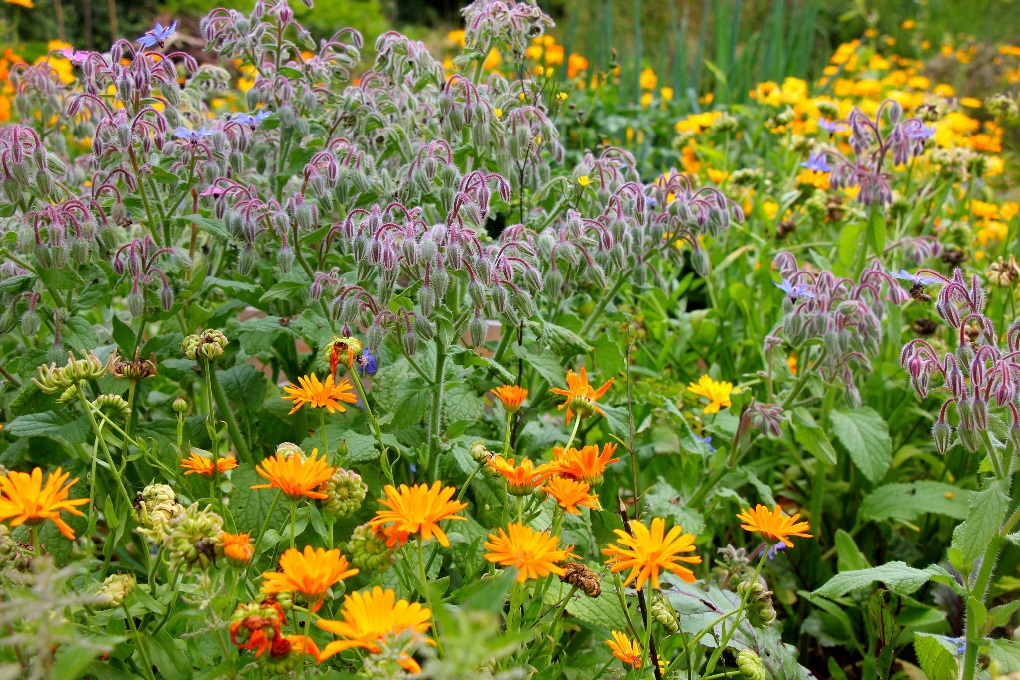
317,586,434,671
220,531,254,567
483,522,569,581
545,443,620,486
252,449,335,500
281,373,358,415
606,630,642,668
0,467,88,540
490,385,528,414
5,0,34,8
180,452,238,476
686,375,737,414
369,482,467,547
549,367,614,424
488,456,550,496
602,517,701,590
737,505,812,548
261,546,359,612
577,175,591,187
541,476,600,514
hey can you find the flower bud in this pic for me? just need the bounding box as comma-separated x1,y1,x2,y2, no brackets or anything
402,329,418,356
737,580,777,627
958,425,982,453
347,523,396,572
650,592,679,633
95,573,136,609
167,503,224,571
320,469,368,520
20,309,40,337
932,418,953,455
736,649,766,680
469,313,486,347
173,396,188,414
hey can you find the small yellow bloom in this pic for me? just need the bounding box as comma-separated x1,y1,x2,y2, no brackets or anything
577,175,591,188
606,630,642,668
556,91,568,102
493,107,503,118
180,452,238,476
0,467,88,540
602,517,701,589
686,375,737,414
660,86,674,101
639,67,657,90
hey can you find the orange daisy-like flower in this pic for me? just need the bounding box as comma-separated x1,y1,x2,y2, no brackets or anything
0,467,89,540
549,367,614,424
369,482,467,547
484,522,569,582
221,531,254,567
317,586,434,671
737,504,812,548
487,456,550,496
252,449,335,500
230,599,286,658
546,443,620,485
490,385,528,414
180,452,238,476
281,373,358,415
602,517,701,590
606,630,642,668
261,546,359,612
541,476,600,514
269,634,322,665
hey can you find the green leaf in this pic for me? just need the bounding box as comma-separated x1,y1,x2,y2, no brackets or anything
462,351,515,384
645,477,705,534
834,529,871,572
259,280,308,303
0,273,33,292
989,639,1020,673
812,562,938,598
913,633,959,680
37,266,85,291
111,315,136,354
229,466,290,535
62,317,99,352
217,363,268,423
859,481,971,524
511,344,565,386
866,208,887,256
5,412,90,444
229,315,294,355
143,630,194,680
543,574,629,630
838,222,864,269
590,509,624,547
792,408,838,465
952,480,1008,563
443,384,484,423
178,214,229,239
341,431,399,463
828,407,892,483
389,378,431,430
52,645,104,680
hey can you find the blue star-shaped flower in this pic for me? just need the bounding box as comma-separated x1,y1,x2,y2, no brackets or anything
137,21,177,49
818,118,847,134
233,109,273,128
801,152,832,173
358,349,378,376
892,270,940,286
698,434,715,452
906,124,936,140
767,542,787,559
775,278,815,300
173,126,213,141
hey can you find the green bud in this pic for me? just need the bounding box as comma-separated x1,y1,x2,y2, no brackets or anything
167,503,225,571
347,523,396,572
736,649,766,680
650,592,679,633
737,580,777,628
95,573,136,609
321,469,368,520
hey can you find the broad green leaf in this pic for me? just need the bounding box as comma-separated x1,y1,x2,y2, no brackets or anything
461,351,515,384
589,510,624,547
5,412,91,444
388,377,431,430
812,562,938,598
511,344,566,386
989,639,1020,673
340,431,399,463
229,466,290,535
143,630,193,680
62,317,99,352
217,363,268,425
52,646,105,680
178,214,229,239
645,477,705,535
792,408,838,465
859,481,971,524
834,529,871,572
37,266,85,291
258,280,308,303
828,407,892,483
443,384,484,423
543,575,629,630
228,315,294,355
913,633,959,680
838,222,864,269
952,480,1008,563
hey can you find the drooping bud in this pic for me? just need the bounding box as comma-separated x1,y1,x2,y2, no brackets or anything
650,592,679,633
736,649,766,680
559,562,601,598
737,580,777,627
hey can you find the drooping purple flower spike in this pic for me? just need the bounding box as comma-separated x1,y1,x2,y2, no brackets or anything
138,21,178,49
801,152,832,173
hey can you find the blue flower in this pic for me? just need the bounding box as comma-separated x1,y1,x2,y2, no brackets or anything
818,118,847,134
801,152,832,173
775,278,815,300
906,124,936,140
698,434,715,452
767,542,787,559
137,21,177,49
892,269,940,286
942,636,966,655
358,349,378,376
174,126,213,141
233,110,273,128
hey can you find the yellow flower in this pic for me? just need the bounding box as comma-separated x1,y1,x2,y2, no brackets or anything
639,67,657,90
640,92,653,108
369,482,467,547
660,86,674,101
686,375,737,414
567,53,589,79
5,0,34,8
493,107,503,118
737,504,812,548
541,476,600,514
901,19,916,29
261,546,359,612
221,531,254,567
787,355,798,376
762,200,779,219
490,385,528,413
556,91,568,102
577,175,591,188
281,373,358,415
545,443,620,486
797,169,831,190
959,97,982,109
483,47,501,70
317,586,433,671
484,522,569,581
446,30,466,47
549,367,614,424
252,449,335,500
489,456,549,495
606,630,642,668
0,467,88,539
180,452,238,476
602,517,701,590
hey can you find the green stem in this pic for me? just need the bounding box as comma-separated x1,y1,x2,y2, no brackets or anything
76,389,132,507
290,500,297,549
562,416,582,453
350,369,392,484
457,460,487,503
242,491,283,583
207,362,252,464
122,602,157,680
702,552,767,676
501,412,513,458
417,537,444,656
319,408,330,461
427,339,447,480
579,275,626,336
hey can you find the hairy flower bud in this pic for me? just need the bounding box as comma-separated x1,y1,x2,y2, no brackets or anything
95,573,136,609
932,418,953,455
320,469,368,520
737,580,777,627
347,523,396,572
468,313,486,347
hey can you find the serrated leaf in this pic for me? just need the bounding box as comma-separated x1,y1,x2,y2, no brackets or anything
511,344,565,386
389,378,430,430
229,466,290,535
989,639,1020,672
644,477,705,534
913,633,959,680
37,266,85,291
5,412,90,444
813,562,937,598
828,407,892,483
859,481,971,524
259,280,308,303
952,480,1008,563
443,384,484,423
543,575,628,630
178,214,229,239
792,408,838,465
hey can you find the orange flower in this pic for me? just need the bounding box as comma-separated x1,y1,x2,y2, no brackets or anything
252,449,335,500
369,482,467,547
230,599,286,658
549,367,613,424
269,634,322,665
488,456,549,495
180,452,238,476
737,505,812,548
490,385,528,413
317,586,433,670
602,517,701,590
0,467,88,540
546,443,620,485
5,0,34,8
606,630,642,668
484,522,569,581
261,546,359,612
281,373,358,415
221,531,254,567
541,476,600,514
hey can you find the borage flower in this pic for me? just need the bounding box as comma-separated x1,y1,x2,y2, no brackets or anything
490,385,528,414
606,630,642,668
602,517,701,590
137,20,177,48
281,374,358,415
369,482,467,547
261,546,359,612
180,452,238,476
549,367,614,424
737,504,812,549
545,443,620,485
488,456,549,495
0,467,89,540
686,375,737,414
317,586,434,672
252,449,335,500
541,476,600,514
483,522,570,582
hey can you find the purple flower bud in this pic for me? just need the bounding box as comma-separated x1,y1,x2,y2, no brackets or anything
972,396,988,430
160,284,174,311
947,367,967,401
